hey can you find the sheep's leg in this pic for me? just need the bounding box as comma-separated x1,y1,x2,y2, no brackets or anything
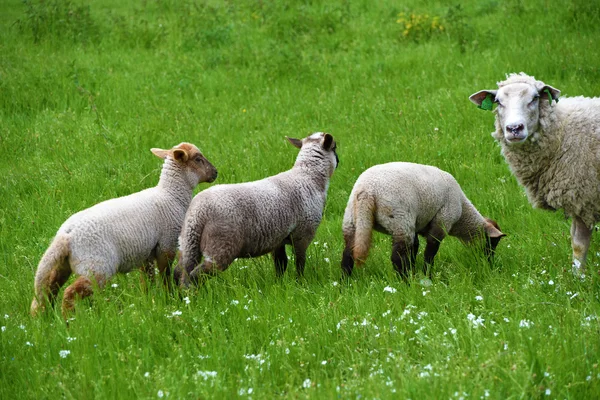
292,239,311,278
139,261,155,293
62,274,107,318
424,227,445,276
391,236,414,280
156,251,176,289
571,217,592,277
189,256,232,286
341,232,355,277
31,260,72,316
272,245,288,277
411,235,419,267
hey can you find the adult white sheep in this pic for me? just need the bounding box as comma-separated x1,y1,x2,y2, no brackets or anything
30,143,218,317
341,162,505,278
470,72,600,276
176,132,338,286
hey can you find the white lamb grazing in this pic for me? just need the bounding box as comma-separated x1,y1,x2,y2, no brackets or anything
31,143,218,317
470,72,600,276
176,132,338,286
341,162,505,278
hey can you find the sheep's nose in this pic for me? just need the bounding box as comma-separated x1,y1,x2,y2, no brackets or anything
506,123,524,134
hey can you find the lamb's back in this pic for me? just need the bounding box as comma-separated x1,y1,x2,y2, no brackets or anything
356,162,460,231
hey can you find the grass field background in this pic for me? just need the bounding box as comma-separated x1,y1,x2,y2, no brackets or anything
1,0,600,398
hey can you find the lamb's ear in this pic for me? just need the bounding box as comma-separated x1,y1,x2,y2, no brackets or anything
172,148,189,163
469,90,497,107
151,148,170,159
322,133,334,151
484,221,506,239
539,85,561,104
286,137,303,149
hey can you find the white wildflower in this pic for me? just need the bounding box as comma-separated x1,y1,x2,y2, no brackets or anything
196,370,217,380
231,300,239,306
475,295,483,301
302,378,312,388
157,390,164,398
111,283,118,288
331,281,339,287
545,389,551,396
383,286,397,294
59,350,71,358
144,372,150,378
183,297,191,304
519,319,533,328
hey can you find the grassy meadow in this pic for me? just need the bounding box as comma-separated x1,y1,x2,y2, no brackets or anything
1,0,600,398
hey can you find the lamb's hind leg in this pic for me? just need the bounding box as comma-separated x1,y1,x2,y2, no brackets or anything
341,230,355,278
571,216,592,278
62,272,108,318
31,259,71,316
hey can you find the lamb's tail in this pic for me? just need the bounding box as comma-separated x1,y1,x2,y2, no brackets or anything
31,235,71,316
352,191,376,265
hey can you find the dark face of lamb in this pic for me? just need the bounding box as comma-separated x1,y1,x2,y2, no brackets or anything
287,132,339,174
469,80,560,145
483,218,506,262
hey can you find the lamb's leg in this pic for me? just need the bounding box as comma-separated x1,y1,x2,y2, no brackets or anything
62,274,107,318
156,251,176,289
272,245,288,277
424,226,446,276
292,238,312,278
31,260,71,316
139,261,155,293
391,235,414,280
341,231,355,277
411,235,419,267
571,217,592,277
189,255,233,286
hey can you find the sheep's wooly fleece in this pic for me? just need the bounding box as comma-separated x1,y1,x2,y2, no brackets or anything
471,72,600,271
31,143,217,316
176,132,338,283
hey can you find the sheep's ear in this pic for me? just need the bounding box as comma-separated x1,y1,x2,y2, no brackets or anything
469,90,497,108
172,148,189,163
286,137,303,149
151,148,170,159
484,221,506,239
539,85,561,104
322,133,334,151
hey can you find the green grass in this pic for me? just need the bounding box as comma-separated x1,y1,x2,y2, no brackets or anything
1,0,600,398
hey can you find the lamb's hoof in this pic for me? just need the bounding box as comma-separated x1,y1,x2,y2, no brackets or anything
571,260,586,281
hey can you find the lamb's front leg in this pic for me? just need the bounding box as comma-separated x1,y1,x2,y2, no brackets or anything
570,217,592,278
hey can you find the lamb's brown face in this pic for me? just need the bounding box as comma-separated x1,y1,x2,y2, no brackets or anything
173,143,218,185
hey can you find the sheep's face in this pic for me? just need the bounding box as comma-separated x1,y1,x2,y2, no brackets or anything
152,143,218,188
494,83,544,145
470,74,560,146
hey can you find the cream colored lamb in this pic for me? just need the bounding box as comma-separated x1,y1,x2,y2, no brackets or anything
470,72,600,276
341,162,504,278
31,143,217,317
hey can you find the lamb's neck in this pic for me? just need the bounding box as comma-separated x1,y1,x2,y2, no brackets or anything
450,196,486,243
292,152,332,192
156,159,194,206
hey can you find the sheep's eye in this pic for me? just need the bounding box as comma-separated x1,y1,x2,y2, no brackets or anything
195,156,202,162
495,100,503,107
529,96,539,106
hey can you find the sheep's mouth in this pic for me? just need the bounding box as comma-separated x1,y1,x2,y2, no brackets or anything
505,134,528,144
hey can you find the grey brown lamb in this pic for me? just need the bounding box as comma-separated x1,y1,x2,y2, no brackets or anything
176,132,338,286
